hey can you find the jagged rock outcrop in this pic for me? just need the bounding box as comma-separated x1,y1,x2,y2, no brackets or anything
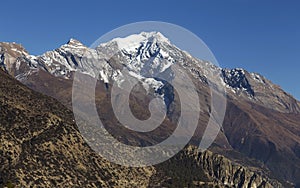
186,147,282,188
150,146,283,188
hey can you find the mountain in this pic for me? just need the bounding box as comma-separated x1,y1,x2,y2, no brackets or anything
1,33,299,114
1,32,300,187
0,69,282,187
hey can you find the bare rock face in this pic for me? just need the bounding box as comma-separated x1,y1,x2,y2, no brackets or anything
151,146,283,188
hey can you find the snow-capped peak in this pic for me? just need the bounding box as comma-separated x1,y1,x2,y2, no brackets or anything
100,31,171,51
65,38,86,48
139,31,171,44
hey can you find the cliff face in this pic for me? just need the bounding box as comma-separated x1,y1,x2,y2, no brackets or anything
191,148,282,188
151,146,283,188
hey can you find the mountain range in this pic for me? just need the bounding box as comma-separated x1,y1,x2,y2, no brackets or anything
1,32,300,187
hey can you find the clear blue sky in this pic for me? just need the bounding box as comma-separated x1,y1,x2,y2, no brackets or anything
1,0,300,99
